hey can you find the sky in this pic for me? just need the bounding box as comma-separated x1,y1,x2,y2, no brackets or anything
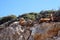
0,0,60,17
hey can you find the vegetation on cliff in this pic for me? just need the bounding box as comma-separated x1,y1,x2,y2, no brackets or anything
0,9,60,25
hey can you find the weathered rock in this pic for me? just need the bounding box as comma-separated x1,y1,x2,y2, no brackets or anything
0,22,60,40
58,31,60,37
0,21,31,40
32,22,60,40
55,37,60,40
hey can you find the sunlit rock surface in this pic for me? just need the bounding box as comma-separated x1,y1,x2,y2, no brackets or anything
0,21,30,40
0,22,60,40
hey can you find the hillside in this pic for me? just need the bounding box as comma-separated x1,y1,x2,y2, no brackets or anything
0,9,60,25
0,10,60,40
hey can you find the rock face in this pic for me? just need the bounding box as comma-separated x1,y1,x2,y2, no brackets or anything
33,22,60,40
0,22,60,40
0,21,31,40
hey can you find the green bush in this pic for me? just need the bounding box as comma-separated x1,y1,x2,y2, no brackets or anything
0,15,17,25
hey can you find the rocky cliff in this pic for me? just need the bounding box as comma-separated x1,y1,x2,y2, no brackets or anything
0,22,60,40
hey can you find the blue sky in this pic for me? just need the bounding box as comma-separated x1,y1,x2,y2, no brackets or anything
0,0,60,17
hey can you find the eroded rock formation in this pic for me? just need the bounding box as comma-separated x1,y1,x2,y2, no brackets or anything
0,22,60,40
